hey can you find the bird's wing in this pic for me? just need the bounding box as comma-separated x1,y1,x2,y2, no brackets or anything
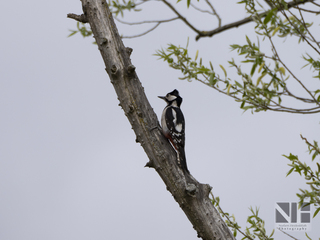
165,106,188,173
165,106,185,148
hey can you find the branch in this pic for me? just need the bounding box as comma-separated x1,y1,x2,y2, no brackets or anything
301,134,320,155
204,0,222,27
266,28,319,105
190,3,214,15
67,13,88,23
294,6,320,14
277,228,300,240
196,0,315,41
284,88,316,103
295,6,320,48
72,1,236,239
199,73,320,114
210,193,254,240
121,23,161,38
114,16,179,25
114,17,179,38
311,1,320,7
161,0,202,34
197,77,320,114
281,6,320,54
191,0,221,27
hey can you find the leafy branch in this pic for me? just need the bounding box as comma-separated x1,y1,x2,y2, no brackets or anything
155,0,320,114
284,135,320,218
210,193,275,240
68,21,92,38
196,0,315,40
155,38,320,113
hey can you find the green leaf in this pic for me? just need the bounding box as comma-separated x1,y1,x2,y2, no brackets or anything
246,35,252,46
209,61,214,71
235,81,243,88
216,196,220,204
283,153,298,161
312,152,317,160
209,72,216,85
230,44,241,50
67,30,78,37
278,67,285,75
272,26,281,36
187,0,191,8
258,62,265,73
256,72,266,86
269,229,275,238
227,84,232,95
242,105,254,112
305,232,312,240
286,167,294,177
220,65,227,77
250,63,257,76
263,9,274,25
241,60,255,63
313,207,320,218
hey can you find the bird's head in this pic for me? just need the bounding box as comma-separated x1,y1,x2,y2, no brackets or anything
158,89,182,107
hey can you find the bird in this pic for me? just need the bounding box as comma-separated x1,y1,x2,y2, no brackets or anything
158,89,189,174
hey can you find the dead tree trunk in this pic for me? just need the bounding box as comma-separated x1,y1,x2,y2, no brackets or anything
68,1,235,239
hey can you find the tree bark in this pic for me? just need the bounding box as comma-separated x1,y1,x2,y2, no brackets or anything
70,1,235,239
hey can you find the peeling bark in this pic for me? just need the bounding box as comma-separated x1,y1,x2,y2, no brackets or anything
69,1,235,239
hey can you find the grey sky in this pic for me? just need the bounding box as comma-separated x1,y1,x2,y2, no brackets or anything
1,0,319,239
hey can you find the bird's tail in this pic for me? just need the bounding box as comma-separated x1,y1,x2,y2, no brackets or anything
177,147,189,174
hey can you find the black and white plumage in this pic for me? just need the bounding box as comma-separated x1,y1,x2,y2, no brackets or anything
158,89,189,174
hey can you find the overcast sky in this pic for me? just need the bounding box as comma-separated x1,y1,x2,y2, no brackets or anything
1,0,319,239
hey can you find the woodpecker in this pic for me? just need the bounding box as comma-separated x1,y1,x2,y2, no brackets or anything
158,89,189,174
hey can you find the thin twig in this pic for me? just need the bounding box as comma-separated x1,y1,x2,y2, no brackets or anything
121,23,161,38
161,0,201,34
115,16,179,38
264,0,275,8
114,16,179,25
190,3,214,15
301,134,320,155
294,6,320,14
311,1,320,7
204,0,222,27
284,87,315,103
134,0,151,6
277,228,300,240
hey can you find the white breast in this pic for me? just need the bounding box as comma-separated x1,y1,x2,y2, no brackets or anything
161,106,169,134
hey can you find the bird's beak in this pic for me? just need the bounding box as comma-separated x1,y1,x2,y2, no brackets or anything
158,96,166,100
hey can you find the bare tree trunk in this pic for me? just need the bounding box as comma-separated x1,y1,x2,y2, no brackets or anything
68,1,235,239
